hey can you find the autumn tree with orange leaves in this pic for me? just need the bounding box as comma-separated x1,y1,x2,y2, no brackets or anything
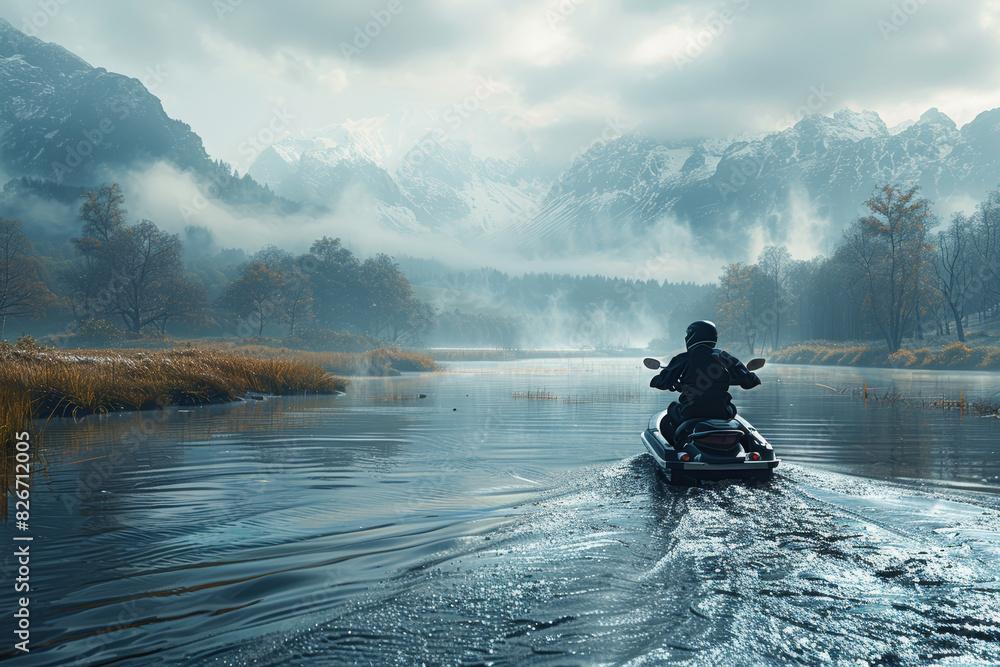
715,262,772,355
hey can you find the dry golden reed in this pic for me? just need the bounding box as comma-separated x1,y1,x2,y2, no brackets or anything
0,347,349,433
771,342,1000,370
192,343,439,375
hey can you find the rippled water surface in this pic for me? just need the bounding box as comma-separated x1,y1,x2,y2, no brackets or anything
5,359,1000,665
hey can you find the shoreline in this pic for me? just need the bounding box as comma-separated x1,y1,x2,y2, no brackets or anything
0,344,436,439
414,348,645,362
770,342,1000,371
7,341,995,439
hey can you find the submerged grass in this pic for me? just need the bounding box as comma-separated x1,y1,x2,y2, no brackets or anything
511,390,558,400
816,380,1000,417
561,389,639,404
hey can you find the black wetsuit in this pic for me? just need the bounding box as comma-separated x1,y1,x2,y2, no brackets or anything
650,344,760,443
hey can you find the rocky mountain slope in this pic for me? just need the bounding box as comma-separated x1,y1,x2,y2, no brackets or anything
0,17,294,229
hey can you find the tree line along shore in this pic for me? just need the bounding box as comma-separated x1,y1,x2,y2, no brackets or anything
0,183,431,346
657,184,1000,357
8,182,998,358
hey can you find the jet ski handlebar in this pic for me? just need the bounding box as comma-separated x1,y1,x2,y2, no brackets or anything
643,357,766,371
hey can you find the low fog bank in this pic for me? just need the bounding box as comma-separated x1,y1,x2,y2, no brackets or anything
4,159,841,285
0,159,871,351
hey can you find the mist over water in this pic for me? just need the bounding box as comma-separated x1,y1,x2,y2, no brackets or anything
9,359,1000,665
117,160,739,284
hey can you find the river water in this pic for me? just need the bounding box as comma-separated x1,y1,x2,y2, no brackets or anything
5,359,1000,665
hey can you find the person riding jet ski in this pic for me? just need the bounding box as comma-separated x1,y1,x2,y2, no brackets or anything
649,320,761,448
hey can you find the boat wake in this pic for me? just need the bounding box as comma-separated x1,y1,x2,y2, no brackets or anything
206,458,1000,665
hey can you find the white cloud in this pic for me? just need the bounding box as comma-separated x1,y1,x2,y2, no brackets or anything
5,0,1000,161
496,10,586,67
628,23,696,66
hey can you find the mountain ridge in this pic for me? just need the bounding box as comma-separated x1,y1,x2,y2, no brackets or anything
0,17,298,234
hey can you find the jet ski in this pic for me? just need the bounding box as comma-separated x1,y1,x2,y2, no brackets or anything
641,357,780,485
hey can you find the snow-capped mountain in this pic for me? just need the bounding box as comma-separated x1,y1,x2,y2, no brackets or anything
495,107,1000,255
487,133,730,250
248,105,549,234
253,101,1000,256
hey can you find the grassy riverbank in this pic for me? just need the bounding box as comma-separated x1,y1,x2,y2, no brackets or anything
0,345,349,434
0,340,440,434
772,342,1000,370
0,340,439,520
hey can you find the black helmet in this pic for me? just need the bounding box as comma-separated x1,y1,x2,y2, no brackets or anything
685,320,718,349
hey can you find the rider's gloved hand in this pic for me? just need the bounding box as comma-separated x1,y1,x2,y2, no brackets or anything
650,369,672,390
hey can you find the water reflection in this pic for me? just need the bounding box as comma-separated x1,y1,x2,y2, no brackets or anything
738,364,1000,488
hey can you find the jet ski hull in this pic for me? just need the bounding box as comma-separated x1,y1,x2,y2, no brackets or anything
641,409,780,484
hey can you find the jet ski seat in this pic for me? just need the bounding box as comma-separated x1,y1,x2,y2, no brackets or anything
674,418,744,450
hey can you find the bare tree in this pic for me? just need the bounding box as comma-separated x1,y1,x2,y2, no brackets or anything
151,275,208,333
0,218,54,336
932,213,974,341
70,186,191,334
281,257,314,336
843,185,931,353
218,260,285,336
971,190,1000,304
111,220,185,333
65,186,127,324
757,245,792,351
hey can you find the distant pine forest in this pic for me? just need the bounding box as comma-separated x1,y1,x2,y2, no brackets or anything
1,183,998,353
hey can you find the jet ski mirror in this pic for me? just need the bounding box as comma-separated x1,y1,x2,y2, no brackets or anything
746,358,766,371
643,357,661,370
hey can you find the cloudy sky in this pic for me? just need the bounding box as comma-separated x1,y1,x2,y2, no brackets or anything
4,0,1000,168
